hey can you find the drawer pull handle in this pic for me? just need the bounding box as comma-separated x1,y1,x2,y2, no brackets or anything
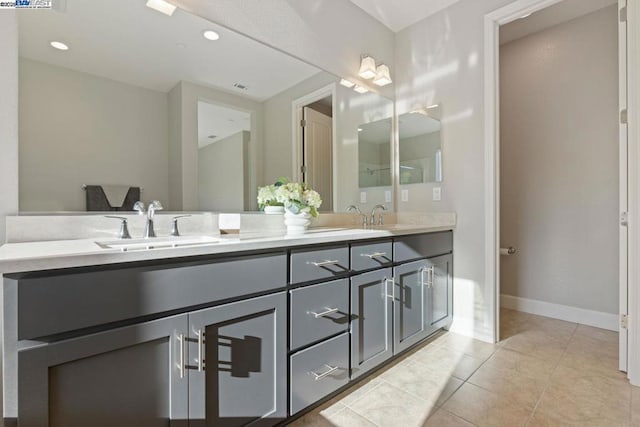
310,364,339,381
361,251,387,259
177,333,186,379
308,260,340,267
308,307,340,318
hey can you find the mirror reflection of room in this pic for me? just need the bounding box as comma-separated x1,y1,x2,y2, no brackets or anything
16,0,393,214
398,111,442,185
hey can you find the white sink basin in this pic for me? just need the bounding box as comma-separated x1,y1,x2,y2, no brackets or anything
95,235,219,252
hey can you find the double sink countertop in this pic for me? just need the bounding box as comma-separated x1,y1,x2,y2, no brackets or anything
0,222,455,275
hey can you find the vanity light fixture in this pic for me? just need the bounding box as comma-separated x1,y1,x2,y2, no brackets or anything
50,41,69,51
339,79,355,88
373,64,392,86
410,104,440,116
358,55,377,79
145,0,176,16
353,85,369,94
202,30,220,41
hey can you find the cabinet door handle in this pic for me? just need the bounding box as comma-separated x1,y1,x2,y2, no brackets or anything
308,307,340,318
307,260,340,267
384,277,395,300
310,364,339,381
360,251,387,259
177,333,186,379
420,267,434,288
197,329,205,372
429,266,435,288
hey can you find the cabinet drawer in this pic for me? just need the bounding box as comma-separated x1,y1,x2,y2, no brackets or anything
394,231,453,263
11,253,287,340
290,279,349,350
290,246,349,284
290,333,349,414
351,241,392,272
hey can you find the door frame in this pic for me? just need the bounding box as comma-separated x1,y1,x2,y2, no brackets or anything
291,84,337,209
483,0,639,385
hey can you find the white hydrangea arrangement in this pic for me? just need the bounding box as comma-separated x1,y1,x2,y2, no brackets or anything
257,177,322,217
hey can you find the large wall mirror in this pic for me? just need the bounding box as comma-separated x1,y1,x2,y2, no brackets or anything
17,0,393,213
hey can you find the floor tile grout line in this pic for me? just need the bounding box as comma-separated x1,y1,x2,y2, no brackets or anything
522,320,579,426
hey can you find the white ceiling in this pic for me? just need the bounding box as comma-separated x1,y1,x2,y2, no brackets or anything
197,102,251,148
500,0,617,45
348,0,460,32
18,0,321,100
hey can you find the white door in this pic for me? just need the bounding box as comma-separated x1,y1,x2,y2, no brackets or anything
303,107,333,211
619,0,629,372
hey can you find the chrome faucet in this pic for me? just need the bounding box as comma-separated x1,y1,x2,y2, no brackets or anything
133,200,163,238
347,205,368,228
370,204,386,226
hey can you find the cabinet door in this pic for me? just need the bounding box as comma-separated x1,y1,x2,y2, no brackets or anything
188,292,287,427
428,254,453,330
392,259,431,354
18,315,189,427
350,268,393,379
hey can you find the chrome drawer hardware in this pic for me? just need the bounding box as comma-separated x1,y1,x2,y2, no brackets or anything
310,364,339,381
308,307,340,318
307,260,340,267
360,252,387,259
420,266,435,288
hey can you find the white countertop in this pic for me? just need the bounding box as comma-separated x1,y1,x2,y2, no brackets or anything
0,224,454,275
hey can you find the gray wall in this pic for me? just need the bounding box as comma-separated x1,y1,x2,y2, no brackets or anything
499,6,619,314
19,59,169,211
198,131,249,211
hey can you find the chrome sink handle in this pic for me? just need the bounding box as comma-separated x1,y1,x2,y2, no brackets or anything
347,205,368,228
171,215,192,237
104,215,131,239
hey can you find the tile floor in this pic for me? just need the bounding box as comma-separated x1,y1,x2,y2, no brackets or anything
288,308,640,426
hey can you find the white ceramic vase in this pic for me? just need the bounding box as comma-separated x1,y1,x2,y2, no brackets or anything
263,205,285,215
284,210,311,234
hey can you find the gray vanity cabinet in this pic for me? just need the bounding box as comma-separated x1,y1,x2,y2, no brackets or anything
187,292,287,427
392,259,431,353
428,254,453,331
392,254,454,354
350,267,393,379
17,314,189,427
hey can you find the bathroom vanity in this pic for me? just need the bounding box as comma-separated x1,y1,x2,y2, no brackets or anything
0,225,453,426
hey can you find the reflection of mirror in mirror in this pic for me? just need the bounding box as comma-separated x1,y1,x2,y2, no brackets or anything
16,0,393,213
398,112,442,185
358,118,392,188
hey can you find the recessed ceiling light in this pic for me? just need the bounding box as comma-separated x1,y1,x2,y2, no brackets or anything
203,30,220,41
146,0,176,16
520,12,532,19
50,41,69,51
340,79,355,88
353,85,369,94
358,128,363,132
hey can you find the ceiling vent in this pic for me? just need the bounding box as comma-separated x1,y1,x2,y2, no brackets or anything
207,135,217,139
233,83,248,90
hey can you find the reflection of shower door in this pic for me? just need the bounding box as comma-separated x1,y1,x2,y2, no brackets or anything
302,107,333,212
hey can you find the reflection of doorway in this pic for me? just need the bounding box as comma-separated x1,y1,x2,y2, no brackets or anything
197,101,251,211
303,104,333,212
292,85,336,212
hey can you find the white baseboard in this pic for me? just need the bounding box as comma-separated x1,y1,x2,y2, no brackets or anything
500,294,618,331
